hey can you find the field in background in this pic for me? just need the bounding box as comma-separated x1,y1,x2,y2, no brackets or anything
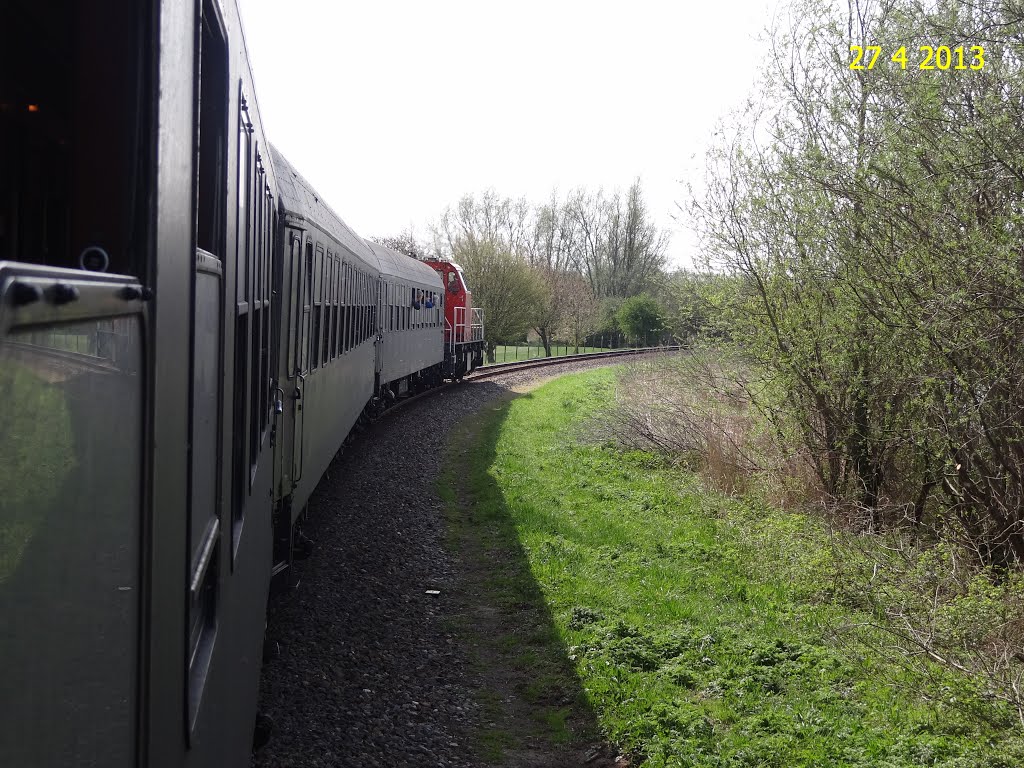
447,367,1024,767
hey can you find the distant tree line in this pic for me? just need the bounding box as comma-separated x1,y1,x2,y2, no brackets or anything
381,181,688,361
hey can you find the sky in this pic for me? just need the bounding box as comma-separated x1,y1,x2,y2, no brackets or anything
235,0,779,269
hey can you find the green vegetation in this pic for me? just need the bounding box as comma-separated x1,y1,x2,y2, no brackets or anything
693,0,1024,559
430,182,670,360
449,368,1024,767
615,294,664,346
441,391,604,763
0,361,75,582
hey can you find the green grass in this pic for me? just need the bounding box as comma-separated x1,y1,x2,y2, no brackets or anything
488,344,612,364
448,368,1024,767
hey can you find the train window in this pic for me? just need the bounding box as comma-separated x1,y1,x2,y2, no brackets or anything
189,0,229,728
252,150,261,303
236,95,251,303
260,185,273,430
188,524,219,711
324,254,332,362
341,263,348,353
231,89,253,540
248,151,260,461
311,245,323,369
196,5,227,260
344,263,351,352
329,265,335,360
0,0,148,275
249,150,264,465
298,239,312,374
359,271,366,343
331,258,337,358
334,257,341,358
330,260,337,358
342,264,348,354
324,254,330,362
232,309,250,521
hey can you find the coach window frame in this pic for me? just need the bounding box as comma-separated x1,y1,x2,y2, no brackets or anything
231,86,253,544
189,0,230,734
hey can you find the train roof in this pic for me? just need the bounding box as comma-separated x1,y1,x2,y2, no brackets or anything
269,145,380,271
364,242,443,289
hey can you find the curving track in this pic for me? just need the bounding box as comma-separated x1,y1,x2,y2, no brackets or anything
252,350,677,767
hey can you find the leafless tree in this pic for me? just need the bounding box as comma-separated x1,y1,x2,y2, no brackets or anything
370,229,431,259
562,180,667,298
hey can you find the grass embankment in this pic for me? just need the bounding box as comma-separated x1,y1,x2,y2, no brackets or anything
444,368,1024,767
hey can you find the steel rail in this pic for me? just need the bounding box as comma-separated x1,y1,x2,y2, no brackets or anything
469,345,680,380
368,346,680,424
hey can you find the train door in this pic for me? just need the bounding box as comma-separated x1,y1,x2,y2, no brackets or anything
374,278,384,386
0,1,150,764
187,0,229,741
0,267,147,766
291,235,312,486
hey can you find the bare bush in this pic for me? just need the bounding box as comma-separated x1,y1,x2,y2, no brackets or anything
598,350,813,499
599,352,1024,725
828,529,1024,728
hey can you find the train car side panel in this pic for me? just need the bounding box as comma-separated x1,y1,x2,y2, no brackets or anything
0,268,147,767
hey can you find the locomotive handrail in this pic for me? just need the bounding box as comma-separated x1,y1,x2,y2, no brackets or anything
453,305,467,348
445,316,455,356
470,307,484,343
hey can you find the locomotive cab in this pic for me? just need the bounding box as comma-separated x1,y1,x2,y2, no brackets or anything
423,259,485,378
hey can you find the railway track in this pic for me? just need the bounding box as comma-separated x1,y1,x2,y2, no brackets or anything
370,345,680,423
469,345,680,380
256,345,670,767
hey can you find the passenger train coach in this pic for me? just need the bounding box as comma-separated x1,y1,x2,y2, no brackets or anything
0,1,483,766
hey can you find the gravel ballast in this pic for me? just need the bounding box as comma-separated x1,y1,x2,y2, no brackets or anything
252,358,639,768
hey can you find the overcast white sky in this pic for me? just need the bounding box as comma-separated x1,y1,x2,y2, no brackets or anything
236,0,779,268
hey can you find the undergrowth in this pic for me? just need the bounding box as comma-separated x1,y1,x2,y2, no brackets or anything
457,366,1024,767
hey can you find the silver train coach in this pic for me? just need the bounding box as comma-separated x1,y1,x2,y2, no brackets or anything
0,0,477,766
